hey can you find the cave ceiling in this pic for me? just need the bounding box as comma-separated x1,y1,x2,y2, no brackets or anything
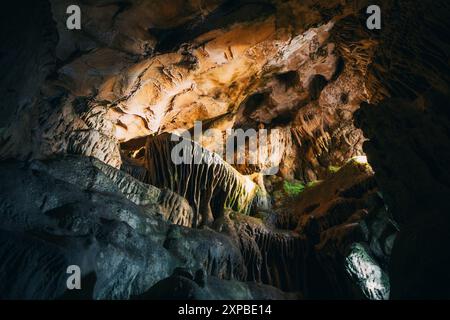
0,0,382,180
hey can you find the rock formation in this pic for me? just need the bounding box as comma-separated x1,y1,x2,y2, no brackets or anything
0,0,449,300
144,133,261,226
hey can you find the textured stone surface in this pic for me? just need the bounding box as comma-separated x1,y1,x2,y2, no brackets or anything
0,157,245,299
136,269,301,300
0,0,370,179
0,155,314,299
1,0,449,300
272,159,397,299
145,133,261,227
353,0,450,299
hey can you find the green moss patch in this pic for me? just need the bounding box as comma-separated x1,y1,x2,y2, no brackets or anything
283,180,306,197
328,165,341,174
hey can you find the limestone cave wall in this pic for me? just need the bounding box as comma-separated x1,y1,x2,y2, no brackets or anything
0,0,449,300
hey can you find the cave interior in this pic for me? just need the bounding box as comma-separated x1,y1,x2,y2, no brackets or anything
0,0,449,300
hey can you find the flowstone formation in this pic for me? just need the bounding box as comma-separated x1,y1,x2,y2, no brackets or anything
144,133,261,227
0,0,449,300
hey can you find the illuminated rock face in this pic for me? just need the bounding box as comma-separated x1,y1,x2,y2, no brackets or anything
144,133,260,227
0,0,369,180
0,0,449,300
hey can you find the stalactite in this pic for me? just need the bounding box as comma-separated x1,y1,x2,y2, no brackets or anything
234,216,306,292
145,133,259,227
